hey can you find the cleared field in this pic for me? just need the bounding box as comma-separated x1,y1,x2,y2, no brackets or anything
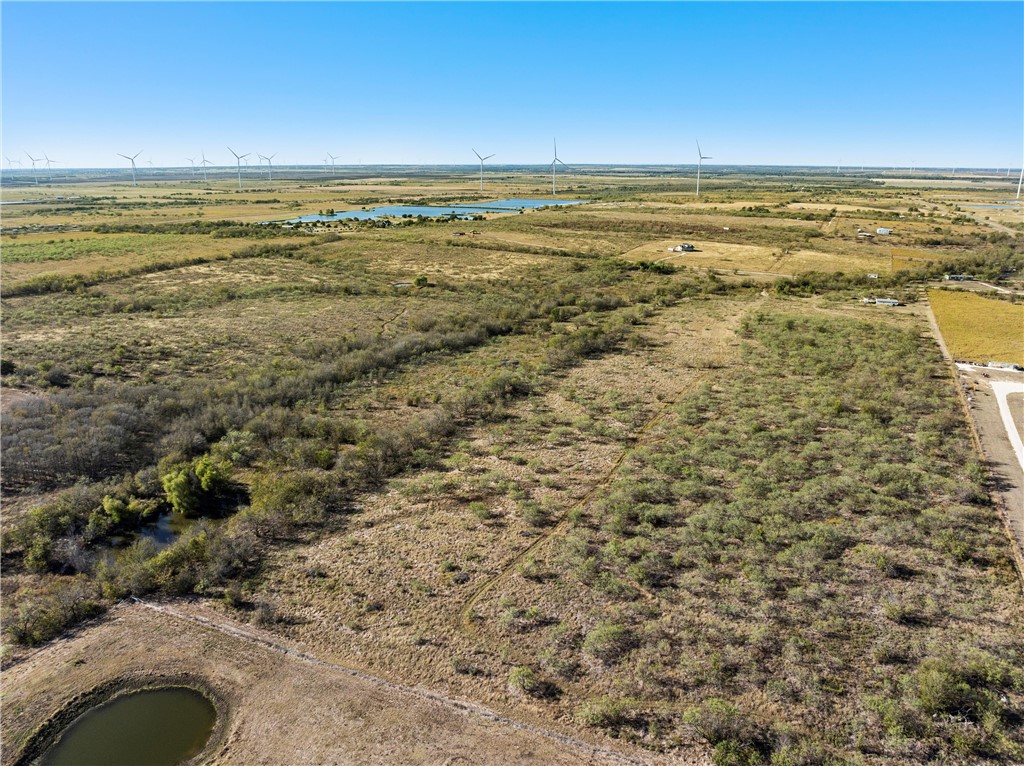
621,239,891,275
0,233,292,285
929,289,1024,365
1,603,676,766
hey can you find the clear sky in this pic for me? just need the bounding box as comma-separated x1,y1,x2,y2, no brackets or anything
2,1,1022,168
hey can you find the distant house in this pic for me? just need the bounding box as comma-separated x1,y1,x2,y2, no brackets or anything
867,273,879,279
943,274,974,281
874,298,900,306
876,227,892,235
671,244,696,252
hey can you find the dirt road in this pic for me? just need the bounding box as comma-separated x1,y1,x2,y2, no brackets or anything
923,301,1023,565
957,364,1024,558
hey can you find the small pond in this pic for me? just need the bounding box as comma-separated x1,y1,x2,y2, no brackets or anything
106,512,197,552
274,197,587,223
40,687,217,766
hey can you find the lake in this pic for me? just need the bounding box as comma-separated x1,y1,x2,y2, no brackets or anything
276,198,587,223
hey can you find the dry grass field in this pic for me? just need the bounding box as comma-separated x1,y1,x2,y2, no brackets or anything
2,169,1023,766
2,603,679,766
929,289,1024,366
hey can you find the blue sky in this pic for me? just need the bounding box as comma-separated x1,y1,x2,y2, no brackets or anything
2,2,1022,168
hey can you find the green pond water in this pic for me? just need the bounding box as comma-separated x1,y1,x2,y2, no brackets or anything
39,687,216,766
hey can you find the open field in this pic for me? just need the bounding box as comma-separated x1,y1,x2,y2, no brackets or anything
929,290,1024,366
2,602,678,766
2,169,1023,765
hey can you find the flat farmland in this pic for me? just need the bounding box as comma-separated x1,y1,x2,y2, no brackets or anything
929,289,1024,366
621,239,893,275
3,172,1023,766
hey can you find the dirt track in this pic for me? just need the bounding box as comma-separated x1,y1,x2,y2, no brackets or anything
1,602,692,766
924,300,1024,564
956,364,1024,560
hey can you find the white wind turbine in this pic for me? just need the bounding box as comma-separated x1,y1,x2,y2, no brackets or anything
186,157,197,177
258,153,277,182
549,138,568,196
118,151,142,186
326,152,339,174
200,151,213,182
472,149,495,192
25,152,42,184
696,140,712,197
43,153,57,181
4,155,22,170
1017,166,1023,200
227,146,250,189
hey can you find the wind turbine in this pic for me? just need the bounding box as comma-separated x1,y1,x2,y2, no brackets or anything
200,151,213,182
472,148,495,192
43,153,57,181
1017,166,1023,200
326,152,339,175
696,140,712,197
258,153,277,182
836,159,842,174
25,152,42,184
549,138,568,196
118,151,142,186
227,146,250,189
185,157,197,177
3,155,22,170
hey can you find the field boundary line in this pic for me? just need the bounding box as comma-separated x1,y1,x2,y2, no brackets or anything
126,598,657,766
459,400,675,631
459,303,753,630
379,305,408,333
923,302,1024,587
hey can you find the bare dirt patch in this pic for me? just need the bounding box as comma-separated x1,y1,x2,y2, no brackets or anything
0,603,687,766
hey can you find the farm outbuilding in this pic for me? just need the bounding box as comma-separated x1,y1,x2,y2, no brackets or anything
876,227,892,235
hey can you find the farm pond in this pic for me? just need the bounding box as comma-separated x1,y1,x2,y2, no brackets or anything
39,687,217,766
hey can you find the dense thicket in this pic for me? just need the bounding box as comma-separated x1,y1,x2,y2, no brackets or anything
2,258,720,647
